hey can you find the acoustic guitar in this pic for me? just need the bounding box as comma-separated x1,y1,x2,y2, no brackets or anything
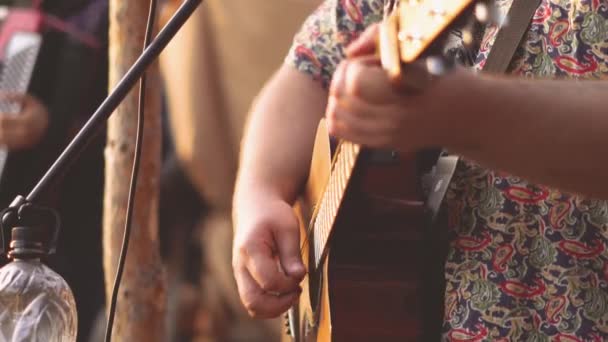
284,0,493,340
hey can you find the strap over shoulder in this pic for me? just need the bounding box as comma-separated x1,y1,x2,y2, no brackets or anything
483,0,542,73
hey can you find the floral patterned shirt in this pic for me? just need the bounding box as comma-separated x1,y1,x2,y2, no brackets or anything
286,0,608,340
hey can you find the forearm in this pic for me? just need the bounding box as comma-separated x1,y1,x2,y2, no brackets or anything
234,65,327,212
453,72,608,198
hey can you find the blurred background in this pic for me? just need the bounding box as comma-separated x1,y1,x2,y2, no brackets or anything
155,0,321,340
0,0,321,341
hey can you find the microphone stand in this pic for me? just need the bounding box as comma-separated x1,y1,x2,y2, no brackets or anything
0,0,202,235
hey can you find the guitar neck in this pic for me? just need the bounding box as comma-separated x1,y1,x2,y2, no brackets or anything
311,141,361,269
309,0,485,270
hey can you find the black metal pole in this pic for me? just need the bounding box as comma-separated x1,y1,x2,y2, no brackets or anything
26,0,202,202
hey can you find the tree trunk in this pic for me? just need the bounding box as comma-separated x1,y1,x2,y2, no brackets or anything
103,1,166,341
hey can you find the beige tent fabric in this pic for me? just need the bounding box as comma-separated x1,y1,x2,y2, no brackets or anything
206,0,324,150
161,0,320,209
159,1,321,340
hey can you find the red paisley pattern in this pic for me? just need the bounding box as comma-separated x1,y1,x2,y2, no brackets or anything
555,54,599,74
492,244,514,272
341,0,364,23
454,232,493,251
549,19,570,46
447,324,488,342
287,0,608,339
558,239,605,258
499,279,546,298
546,295,567,324
504,185,549,203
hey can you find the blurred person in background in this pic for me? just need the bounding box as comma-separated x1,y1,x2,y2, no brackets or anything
0,1,108,341
158,0,321,340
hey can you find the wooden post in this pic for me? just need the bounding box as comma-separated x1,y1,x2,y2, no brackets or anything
103,1,166,340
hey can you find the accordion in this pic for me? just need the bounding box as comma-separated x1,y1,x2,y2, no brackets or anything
0,7,44,181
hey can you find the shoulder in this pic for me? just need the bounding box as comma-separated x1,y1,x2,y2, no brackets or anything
286,0,385,87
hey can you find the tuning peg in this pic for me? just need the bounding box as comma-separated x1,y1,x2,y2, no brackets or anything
474,3,490,23
475,2,505,26
425,56,448,77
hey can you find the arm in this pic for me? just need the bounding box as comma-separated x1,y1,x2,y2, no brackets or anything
451,73,608,199
232,64,327,318
234,65,327,207
329,61,608,198
328,24,608,199
232,0,373,319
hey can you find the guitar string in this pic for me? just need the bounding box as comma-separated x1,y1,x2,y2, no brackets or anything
298,142,360,271
299,142,344,265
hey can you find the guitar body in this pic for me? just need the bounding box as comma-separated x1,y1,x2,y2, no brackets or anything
289,120,443,341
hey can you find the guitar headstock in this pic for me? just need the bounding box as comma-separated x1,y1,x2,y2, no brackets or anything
380,0,499,86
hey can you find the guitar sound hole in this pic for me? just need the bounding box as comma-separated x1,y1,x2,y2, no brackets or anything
308,265,323,324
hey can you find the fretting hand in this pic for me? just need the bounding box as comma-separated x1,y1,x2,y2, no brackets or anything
326,24,480,154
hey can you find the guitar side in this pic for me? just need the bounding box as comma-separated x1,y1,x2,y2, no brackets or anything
286,119,333,341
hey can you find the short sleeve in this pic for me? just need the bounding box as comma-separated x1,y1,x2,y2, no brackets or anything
285,0,385,89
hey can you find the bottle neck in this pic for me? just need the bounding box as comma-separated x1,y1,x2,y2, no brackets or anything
8,244,46,260
7,226,49,260
11,257,42,263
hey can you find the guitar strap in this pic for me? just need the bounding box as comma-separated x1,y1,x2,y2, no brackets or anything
425,0,543,222
422,0,542,340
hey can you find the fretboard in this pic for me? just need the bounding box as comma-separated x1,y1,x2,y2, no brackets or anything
312,141,361,269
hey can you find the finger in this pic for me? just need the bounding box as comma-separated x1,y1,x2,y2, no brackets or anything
343,58,401,104
273,217,306,279
328,114,392,148
327,97,409,148
0,115,21,129
0,91,25,100
245,242,302,295
0,115,22,141
0,92,26,107
327,107,382,144
236,266,301,319
0,125,25,148
345,24,380,58
331,56,383,98
330,60,349,97
327,96,375,122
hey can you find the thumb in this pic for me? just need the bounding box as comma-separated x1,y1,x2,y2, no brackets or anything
274,215,306,279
